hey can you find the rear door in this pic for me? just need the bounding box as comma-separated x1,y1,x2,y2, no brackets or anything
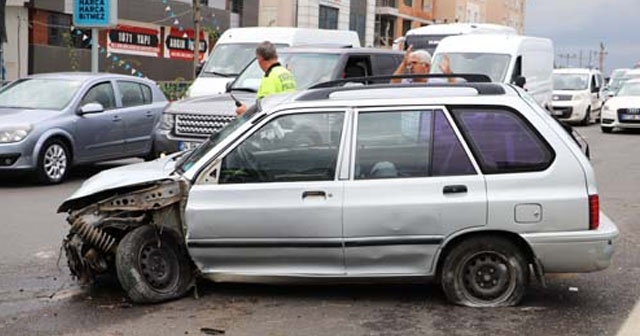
343,106,486,276
186,109,348,275
115,81,158,156
74,81,125,161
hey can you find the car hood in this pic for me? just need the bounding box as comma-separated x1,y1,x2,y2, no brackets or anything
58,153,182,212
166,92,255,117
605,96,640,109
186,77,235,97
0,107,61,125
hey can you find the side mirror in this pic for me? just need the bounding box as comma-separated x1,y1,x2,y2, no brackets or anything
513,76,526,88
77,102,104,115
225,80,233,93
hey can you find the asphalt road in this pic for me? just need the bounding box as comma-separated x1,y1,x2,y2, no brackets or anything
0,125,638,336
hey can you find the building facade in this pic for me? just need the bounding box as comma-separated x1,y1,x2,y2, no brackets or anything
374,0,435,48
485,0,525,33
433,0,524,33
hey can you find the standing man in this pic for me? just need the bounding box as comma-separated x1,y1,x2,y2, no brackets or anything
390,45,453,84
235,41,297,115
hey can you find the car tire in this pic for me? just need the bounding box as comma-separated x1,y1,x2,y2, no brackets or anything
36,139,70,184
601,126,613,133
440,236,528,307
116,225,194,304
581,107,591,126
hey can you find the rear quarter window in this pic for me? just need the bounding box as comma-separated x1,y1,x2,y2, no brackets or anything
451,107,555,174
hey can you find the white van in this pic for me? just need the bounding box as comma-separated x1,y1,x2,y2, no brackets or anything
551,68,604,124
402,23,517,54
186,27,361,97
430,34,554,108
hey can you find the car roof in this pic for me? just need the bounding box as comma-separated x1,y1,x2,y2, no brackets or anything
27,72,154,83
553,68,599,74
278,46,403,56
260,81,519,112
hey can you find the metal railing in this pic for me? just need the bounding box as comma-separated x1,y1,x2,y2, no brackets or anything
376,0,397,7
157,81,192,101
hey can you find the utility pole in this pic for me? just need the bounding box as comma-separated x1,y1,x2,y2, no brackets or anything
599,42,608,72
192,0,201,80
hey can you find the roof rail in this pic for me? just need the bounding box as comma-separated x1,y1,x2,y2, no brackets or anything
309,73,492,89
295,81,506,102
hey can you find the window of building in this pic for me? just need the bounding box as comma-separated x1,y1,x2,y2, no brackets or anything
350,0,367,46
402,19,412,36
403,0,413,7
452,108,555,174
319,5,339,30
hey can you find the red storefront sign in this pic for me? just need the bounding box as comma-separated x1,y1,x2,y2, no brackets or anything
163,27,208,61
107,24,161,57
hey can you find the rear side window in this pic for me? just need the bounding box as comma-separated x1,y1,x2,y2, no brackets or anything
117,81,148,107
451,108,554,174
354,109,475,179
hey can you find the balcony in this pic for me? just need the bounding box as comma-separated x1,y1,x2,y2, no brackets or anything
376,0,397,8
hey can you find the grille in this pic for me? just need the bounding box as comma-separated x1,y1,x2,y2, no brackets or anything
174,114,236,138
552,94,572,101
618,109,640,123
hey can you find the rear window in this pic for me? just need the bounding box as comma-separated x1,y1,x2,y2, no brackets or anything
451,107,554,174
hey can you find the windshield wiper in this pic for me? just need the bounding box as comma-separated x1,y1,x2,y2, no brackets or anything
206,71,237,77
230,87,257,93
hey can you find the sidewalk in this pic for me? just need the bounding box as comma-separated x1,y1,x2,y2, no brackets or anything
617,299,640,335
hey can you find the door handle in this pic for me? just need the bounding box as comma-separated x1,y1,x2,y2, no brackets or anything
302,190,326,199
145,111,153,118
112,116,122,122
443,185,467,194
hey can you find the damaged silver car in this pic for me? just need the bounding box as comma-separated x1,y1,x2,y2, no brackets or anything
59,78,618,307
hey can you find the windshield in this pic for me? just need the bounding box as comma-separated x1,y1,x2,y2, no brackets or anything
617,82,640,97
202,43,288,77
553,73,589,90
175,106,260,173
405,34,453,55
431,53,511,82
231,52,341,92
0,78,83,110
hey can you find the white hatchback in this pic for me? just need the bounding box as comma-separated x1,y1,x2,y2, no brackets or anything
59,77,618,308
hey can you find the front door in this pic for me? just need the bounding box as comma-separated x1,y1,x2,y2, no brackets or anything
186,110,348,276
343,107,487,276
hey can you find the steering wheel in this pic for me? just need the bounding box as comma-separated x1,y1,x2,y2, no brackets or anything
232,144,268,182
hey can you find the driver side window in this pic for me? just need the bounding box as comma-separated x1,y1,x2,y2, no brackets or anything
81,82,116,110
219,112,345,184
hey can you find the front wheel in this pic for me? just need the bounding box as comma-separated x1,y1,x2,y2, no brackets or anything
116,225,194,304
36,139,70,184
440,236,528,307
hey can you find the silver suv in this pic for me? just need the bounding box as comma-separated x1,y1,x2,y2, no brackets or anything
59,77,618,307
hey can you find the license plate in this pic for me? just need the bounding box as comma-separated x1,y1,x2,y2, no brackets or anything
621,114,640,121
552,110,564,116
179,141,200,151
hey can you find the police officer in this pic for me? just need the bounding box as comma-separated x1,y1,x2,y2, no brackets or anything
235,41,297,115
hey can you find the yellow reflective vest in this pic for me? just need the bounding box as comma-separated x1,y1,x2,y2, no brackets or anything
257,63,297,99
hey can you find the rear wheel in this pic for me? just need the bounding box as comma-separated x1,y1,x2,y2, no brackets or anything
36,139,70,184
440,236,528,307
581,107,591,126
116,225,194,304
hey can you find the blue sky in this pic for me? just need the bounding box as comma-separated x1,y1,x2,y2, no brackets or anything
524,0,640,76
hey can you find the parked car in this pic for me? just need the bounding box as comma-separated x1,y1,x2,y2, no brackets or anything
59,77,618,307
551,68,605,124
603,68,630,98
153,47,404,156
601,79,640,133
0,73,168,183
186,27,361,97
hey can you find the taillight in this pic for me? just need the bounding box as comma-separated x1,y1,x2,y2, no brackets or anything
589,194,599,230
